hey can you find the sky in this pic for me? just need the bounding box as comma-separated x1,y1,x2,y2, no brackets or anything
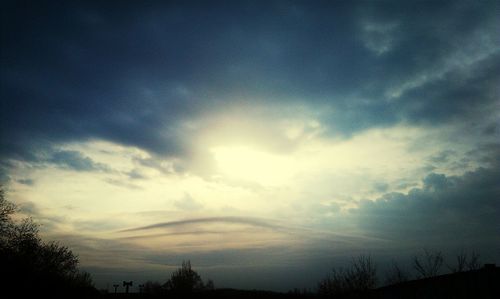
1,0,499,292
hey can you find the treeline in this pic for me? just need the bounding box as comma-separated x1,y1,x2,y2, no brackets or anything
137,260,215,296
317,249,485,298
118,250,488,299
0,187,96,298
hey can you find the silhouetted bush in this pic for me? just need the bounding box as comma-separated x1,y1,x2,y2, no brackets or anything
164,260,211,294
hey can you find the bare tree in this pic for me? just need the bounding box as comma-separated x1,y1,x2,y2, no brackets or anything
349,255,377,291
318,267,350,297
385,261,409,285
448,250,468,273
466,250,481,271
413,249,444,278
318,255,377,297
446,250,481,273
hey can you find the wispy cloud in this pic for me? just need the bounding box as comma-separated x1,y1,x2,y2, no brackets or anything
173,193,204,211
17,178,35,186
49,150,110,172
119,216,284,233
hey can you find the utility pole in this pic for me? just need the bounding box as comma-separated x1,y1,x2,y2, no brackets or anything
113,284,119,294
123,281,133,294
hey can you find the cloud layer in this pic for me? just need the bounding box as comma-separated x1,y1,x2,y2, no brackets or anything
2,0,499,175
2,0,499,291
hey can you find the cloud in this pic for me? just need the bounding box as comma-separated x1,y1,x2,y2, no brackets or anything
126,168,146,180
1,0,498,174
17,178,35,186
18,201,40,215
118,214,376,249
120,216,283,233
359,20,399,55
373,182,389,193
352,156,500,245
104,178,141,190
72,218,128,232
48,150,110,172
428,150,456,164
1,2,499,290
173,193,203,211
0,167,10,184
133,156,181,175
15,201,67,232
119,230,248,241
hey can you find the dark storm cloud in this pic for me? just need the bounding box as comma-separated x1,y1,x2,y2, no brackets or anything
352,149,500,244
1,0,498,167
397,52,500,125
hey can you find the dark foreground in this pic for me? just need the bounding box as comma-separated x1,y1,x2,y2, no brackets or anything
3,266,499,298
101,289,315,299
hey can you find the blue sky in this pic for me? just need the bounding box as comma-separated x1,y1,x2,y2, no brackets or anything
1,0,499,292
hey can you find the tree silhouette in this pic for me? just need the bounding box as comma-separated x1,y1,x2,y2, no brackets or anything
0,187,15,230
447,250,481,273
318,255,377,298
165,260,206,293
205,278,215,290
0,186,95,297
413,249,444,278
465,250,481,271
384,261,409,285
143,280,162,295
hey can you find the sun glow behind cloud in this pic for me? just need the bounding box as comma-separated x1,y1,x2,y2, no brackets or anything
211,145,296,185
8,114,487,240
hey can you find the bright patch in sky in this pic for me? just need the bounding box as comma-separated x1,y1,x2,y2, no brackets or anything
211,145,295,185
